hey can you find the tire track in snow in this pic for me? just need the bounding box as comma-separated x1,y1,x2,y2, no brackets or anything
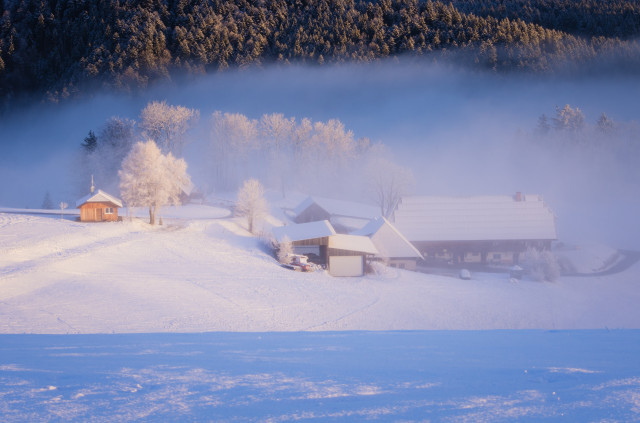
304,295,381,331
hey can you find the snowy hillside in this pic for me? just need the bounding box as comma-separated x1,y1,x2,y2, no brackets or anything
2,207,640,421
1,207,639,334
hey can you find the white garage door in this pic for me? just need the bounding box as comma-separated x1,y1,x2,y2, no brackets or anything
329,256,363,277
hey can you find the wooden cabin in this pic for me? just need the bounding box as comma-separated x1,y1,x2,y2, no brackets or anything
76,189,123,222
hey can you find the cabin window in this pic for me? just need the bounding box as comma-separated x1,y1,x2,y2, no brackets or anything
105,207,114,214
493,253,501,260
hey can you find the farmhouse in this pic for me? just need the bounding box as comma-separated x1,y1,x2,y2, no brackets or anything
76,189,123,222
390,193,557,265
272,221,379,276
352,217,423,270
292,196,380,233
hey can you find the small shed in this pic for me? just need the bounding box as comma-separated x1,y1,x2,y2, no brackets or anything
327,234,378,277
272,220,337,264
271,221,378,276
352,217,423,270
76,189,123,222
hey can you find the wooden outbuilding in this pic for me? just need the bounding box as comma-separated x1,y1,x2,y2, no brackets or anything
76,189,123,222
272,221,379,276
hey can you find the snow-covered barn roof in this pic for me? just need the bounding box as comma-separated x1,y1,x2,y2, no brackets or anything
272,220,336,243
328,234,379,255
293,196,380,220
391,194,557,242
353,217,422,259
76,190,123,208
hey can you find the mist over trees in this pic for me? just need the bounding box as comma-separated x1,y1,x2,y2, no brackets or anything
1,0,639,108
77,99,414,209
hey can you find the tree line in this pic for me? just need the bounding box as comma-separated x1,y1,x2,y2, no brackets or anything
79,101,413,215
1,0,639,107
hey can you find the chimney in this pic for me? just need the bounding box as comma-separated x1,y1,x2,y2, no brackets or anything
515,192,522,202
90,175,95,194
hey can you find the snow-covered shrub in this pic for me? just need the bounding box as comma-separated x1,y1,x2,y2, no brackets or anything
521,248,560,282
276,235,293,264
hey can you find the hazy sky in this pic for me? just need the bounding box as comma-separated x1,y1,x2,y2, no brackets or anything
1,59,638,247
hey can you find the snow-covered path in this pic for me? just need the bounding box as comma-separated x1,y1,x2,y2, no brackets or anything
1,211,640,334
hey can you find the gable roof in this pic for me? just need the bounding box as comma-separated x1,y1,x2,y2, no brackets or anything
293,196,380,220
272,220,336,243
328,234,379,255
353,217,422,259
76,189,123,208
392,194,557,242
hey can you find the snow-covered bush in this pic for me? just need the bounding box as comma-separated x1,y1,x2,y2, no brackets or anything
521,247,560,282
277,235,293,264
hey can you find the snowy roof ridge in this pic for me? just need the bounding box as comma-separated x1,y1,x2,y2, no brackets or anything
272,220,336,243
76,189,123,208
328,234,379,255
294,196,380,220
353,216,422,259
393,194,557,242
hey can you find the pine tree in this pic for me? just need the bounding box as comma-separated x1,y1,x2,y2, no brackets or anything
41,191,54,209
81,130,98,153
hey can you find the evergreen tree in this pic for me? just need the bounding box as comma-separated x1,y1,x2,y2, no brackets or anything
81,130,98,153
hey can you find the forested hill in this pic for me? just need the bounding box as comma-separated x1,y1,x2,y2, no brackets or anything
1,0,639,106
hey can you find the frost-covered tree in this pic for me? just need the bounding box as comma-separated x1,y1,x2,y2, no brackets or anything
235,179,268,234
277,235,293,264
260,113,295,197
119,140,191,225
140,101,199,156
521,247,560,282
596,112,615,134
210,111,259,190
553,104,585,132
365,154,415,217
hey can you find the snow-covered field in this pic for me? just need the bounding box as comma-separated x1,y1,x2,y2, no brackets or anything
1,207,639,333
2,330,640,422
1,207,639,421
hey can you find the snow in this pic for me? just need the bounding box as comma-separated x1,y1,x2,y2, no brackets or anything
1,207,639,333
271,220,336,243
1,331,639,422
75,189,123,208
328,234,379,255
393,194,557,242
1,206,639,420
353,217,423,259
294,196,380,220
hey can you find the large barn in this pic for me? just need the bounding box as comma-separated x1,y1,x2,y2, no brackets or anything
76,189,123,222
390,193,557,265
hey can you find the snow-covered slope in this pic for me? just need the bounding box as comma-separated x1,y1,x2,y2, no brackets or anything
1,208,639,334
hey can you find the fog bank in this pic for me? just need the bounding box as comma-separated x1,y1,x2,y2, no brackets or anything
1,60,638,248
